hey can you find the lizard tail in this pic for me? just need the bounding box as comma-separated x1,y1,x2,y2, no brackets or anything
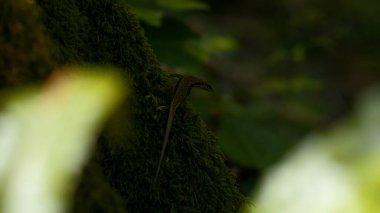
153,108,175,183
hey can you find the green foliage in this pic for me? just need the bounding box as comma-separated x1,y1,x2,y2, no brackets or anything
125,0,208,27
248,87,380,213
143,18,203,70
156,0,208,11
256,76,322,96
125,0,236,77
125,0,163,27
188,1,380,187
211,75,323,170
218,100,307,169
0,67,127,213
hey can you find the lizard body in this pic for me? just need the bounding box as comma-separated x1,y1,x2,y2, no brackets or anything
154,75,212,183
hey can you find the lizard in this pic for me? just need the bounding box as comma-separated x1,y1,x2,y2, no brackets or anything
153,74,213,183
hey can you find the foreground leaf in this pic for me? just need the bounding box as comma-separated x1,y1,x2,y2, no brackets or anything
0,66,127,213
249,87,380,213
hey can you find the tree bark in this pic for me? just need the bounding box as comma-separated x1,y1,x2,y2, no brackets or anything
2,0,245,212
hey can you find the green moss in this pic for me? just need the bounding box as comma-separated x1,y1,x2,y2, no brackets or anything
24,0,243,211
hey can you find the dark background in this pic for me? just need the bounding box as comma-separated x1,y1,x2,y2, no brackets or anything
128,0,380,195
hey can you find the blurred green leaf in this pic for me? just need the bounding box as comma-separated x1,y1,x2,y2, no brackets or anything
131,8,163,27
144,17,237,76
200,35,237,55
156,0,208,11
125,0,163,27
218,101,306,169
125,0,216,75
257,76,322,95
249,86,380,213
125,0,208,27
184,35,237,72
0,66,127,213
145,18,203,70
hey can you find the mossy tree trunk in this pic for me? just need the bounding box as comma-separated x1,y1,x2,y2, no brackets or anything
2,0,244,212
